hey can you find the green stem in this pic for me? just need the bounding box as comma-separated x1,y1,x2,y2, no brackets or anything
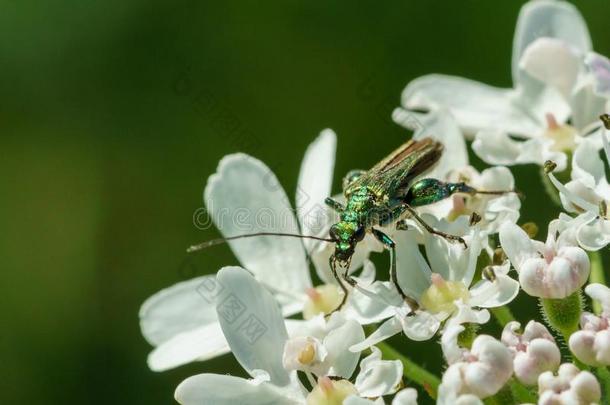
485,384,514,405
596,367,610,405
540,292,587,369
377,341,440,399
491,306,516,327
509,378,537,403
589,251,605,315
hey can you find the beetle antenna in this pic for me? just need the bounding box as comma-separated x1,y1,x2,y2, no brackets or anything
187,232,335,253
474,189,524,199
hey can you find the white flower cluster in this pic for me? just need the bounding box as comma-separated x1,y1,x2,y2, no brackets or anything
139,1,610,404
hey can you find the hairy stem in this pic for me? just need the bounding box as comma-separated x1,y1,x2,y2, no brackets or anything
596,367,610,405
377,341,440,399
509,378,537,403
540,292,586,368
491,306,516,327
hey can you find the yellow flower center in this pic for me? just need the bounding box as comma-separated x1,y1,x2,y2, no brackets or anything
303,285,344,320
298,342,316,365
544,113,577,152
306,377,358,405
420,273,469,314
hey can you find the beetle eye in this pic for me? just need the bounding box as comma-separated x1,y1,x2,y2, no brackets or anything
353,226,365,242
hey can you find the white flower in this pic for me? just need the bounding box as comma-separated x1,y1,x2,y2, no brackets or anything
282,313,364,378
396,0,608,171
499,219,589,298
537,363,601,405
311,347,402,404
353,347,402,398
501,321,560,385
350,220,519,351
439,324,513,400
569,283,610,366
546,120,610,251
175,267,306,405
175,267,402,405
139,130,386,371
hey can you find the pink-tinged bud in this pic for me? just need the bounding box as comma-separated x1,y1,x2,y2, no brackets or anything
501,321,560,385
440,331,513,399
500,222,590,299
569,283,610,366
518,247,589,299
538,363,601,405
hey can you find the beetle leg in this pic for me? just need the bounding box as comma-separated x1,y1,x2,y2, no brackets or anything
404,205,467,248
328,256,350,313
371,228,419,310
324,197,345,212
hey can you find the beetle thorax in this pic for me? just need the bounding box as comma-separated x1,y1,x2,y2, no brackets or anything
341,187,376,224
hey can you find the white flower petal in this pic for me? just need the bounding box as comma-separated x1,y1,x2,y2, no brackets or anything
400,310,442,341
216,267,291,386
344,284,396,325
349,317,402,352
296,129,336,251
585,283,610,314
139,275,219,346
468,271,520,308
572,137,606,186
472,130,523,166
344,396,380,405
395,229,432,299
519,37,582,99
577,217,610,251
499,222,538,270
571,76,608,131
450,303,490,326
512,0,591,84
441,324,466,364
586,52,610,97
401,74,544,137
175,374,299,405
205,154,311,294
324,320,365,378
355,347,403,397
392,388,418,405
394,108,469,175
148,322,229,372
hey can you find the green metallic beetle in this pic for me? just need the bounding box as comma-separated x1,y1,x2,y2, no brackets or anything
324,137,510,310
187,137,512,312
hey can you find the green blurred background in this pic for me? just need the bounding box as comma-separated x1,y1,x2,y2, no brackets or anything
2,1,609,403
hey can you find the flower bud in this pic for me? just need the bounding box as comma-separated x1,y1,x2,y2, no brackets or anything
500,222,590,299
569,283,610,366
501,321,560,385
538,363,601,405
519,246,589,298
440,326,513,399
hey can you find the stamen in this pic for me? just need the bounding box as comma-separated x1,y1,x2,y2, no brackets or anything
546,113,559,130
